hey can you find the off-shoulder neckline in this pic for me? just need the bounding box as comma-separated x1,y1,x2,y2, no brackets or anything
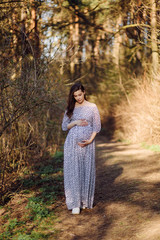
74,103,96,109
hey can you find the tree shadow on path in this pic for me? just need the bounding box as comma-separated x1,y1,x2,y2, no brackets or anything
92,136,160,240
55,136,160,240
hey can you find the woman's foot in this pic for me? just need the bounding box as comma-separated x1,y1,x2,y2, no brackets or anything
72,207,80,214
81,203,86,209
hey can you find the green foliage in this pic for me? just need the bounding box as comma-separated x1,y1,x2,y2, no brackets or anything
0,218,19,240
22,178,35,188
53,151,64,161
22,189,31,194
0,215,57,240
26,197,49,221
0,150,63,239
39,186,56,203
141,143,160,152
16,235,32,240
22,151,64,212
38,165,54,175
15,232,50,240
21,150,64,206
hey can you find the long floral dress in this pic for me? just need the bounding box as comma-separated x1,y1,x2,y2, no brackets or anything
62,103,101,210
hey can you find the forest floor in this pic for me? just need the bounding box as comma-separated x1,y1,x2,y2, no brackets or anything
1,135,160,240
54,136,160,240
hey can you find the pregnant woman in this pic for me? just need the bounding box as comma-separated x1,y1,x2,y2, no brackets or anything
62,82,101,214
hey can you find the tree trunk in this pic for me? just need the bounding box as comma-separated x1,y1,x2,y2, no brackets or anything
90,12,100,75
94,31,100,65
150,0,159,73
21,7,27,57
69,15,74,77
113,15,122,66
73,10,80,79
11,10,18,63
30,0,40,58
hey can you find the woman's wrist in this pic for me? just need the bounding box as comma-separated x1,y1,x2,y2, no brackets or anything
89,132,97,143
88,139,93,144
74,120,78,126
67,120,77,130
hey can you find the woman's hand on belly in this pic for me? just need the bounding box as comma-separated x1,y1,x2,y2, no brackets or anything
76,119,88,126
78,139,92,147
67,119,88,130
78,132,97,147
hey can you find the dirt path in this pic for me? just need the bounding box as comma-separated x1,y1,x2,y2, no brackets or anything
54,136,160,240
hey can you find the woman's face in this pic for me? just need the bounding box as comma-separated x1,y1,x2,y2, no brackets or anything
73,89,85,104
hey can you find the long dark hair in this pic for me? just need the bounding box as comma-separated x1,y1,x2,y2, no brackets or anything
66,82,86,118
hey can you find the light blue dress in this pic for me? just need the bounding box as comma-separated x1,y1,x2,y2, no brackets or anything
62,104,101,210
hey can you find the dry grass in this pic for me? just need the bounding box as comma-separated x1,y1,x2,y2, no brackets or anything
114,73,160,144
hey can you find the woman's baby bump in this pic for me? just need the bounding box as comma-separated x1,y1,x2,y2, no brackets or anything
75,124,92,142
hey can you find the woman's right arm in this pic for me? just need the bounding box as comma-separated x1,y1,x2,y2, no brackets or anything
67,120,77,130
62,112,88,131
62,111,71,131
67,119,88,130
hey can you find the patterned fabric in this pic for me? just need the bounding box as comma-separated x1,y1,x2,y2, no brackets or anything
62,104,101,210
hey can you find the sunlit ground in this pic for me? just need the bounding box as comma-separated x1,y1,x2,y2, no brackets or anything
54,136,160,240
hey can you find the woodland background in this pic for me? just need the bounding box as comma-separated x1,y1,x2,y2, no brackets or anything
0,0,160,204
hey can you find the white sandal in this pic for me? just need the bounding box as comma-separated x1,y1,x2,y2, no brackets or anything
72,207,80,214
